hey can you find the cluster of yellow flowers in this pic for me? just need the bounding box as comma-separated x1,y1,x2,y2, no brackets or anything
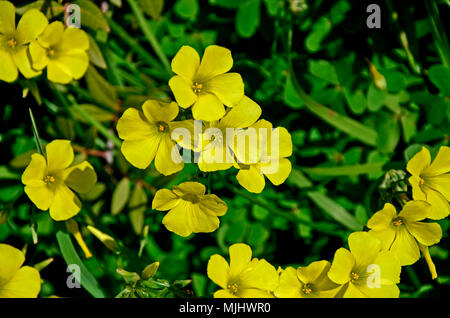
0,1,89,84
207,146,449,298
116,44,293,236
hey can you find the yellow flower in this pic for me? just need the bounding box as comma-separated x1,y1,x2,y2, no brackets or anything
367,201,442,266
197,96,262,172
152,181,227,237
0,1,48,82
168,45,244,121
207,243,279,298
0,244,41,298
407,146,450,219
234,119,293,193
117,99,194,175
21,140,97,221
275,261,340,298
327,232,401,298
29,21,89,84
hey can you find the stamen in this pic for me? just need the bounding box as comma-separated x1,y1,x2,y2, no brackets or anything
302,283,312,294
48,49,55,57
192,82,203,94
158,124,165,132
392,217,403,226
420,178,425,185
7,38,17,49
228,282,239,295
44,175,56,184
350,272,359,282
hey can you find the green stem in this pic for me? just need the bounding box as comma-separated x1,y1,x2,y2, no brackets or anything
107,17,170,80
125,0,172,75
229,185,345,237
425,0,450,67
28,108,44,155
70,103,122,149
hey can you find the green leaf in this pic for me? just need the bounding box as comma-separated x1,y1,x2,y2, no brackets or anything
428,64,450,95
301,163,384,177
344,89,366,115
309,59,339,85
87,35,107,69
16,1,64,17
56,231,105,298
139,0,164,19
128,183,148,235
377,113,400,153
0,166,20,180
70,104,115,123
283,75,304,109
236,0,260,38
111,177,131,215
305,17,332,53
306,191,363,231
287,169,313,188
383,69,406,93
404,144,423,162
367,83,386,112
174,0,199,19
400,110,418,143
85,66,118,110
73,0,110,32
209,0,243,9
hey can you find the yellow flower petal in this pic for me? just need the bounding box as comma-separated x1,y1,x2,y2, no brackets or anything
142,100,179,123
398,200,430,221
275,267,302,298
207,254,230,289
47,60,73,84
264,158,292,186
15,9,48,45
171,45,200,80
424,146,450,176
236,165,266,193
405,221,442,246
368,228,395,251
192,93,226,121
0,244,25,286
297,260,331,284
21,153,47,186
168,75,197,108
59,28,89,52
239,258,279,292
172,181,206,196
328,248,355,285
188,203,220,233
46,140,74,173
367,203,397,230
206,73,244,107
198,143,234,172
342,282,367,298
196,45,233,81
12,46,42,78
49,184,82,221
277,127,293,158
152,189,180,210
37,21,64,48
238,288,274,298
0,47,18,82
0,266,41,298
117,107,157,140
358,283,399,298
348,232,381,268
390,225,420,266
0,1,15,34
29,41,48,70
155,134,184,176
374,250,401,284
169,120,196,150
52,52,89,80
406,146,430,177
24,184,54,211
199,194,228,216
229,243,252,278
219,96,261,129
121,136,161,169
425,174,450,201
423,186,450,219
63,161,97,194
214,289,237,298
409,176,426,201
161,201,192,237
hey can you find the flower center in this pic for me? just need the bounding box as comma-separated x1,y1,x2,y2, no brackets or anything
192,82,203,94
350,272,359,283
7,38,17,49
301,283,313,295
48,48,56,57
227,282,239,295
420,178,425,185
182,193,200,203
392,217,403,226
44,175,56,184
156,122,168,133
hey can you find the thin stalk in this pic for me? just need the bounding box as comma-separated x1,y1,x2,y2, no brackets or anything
125,0,172,74
425,0,450,67
71,103,122,149
230,185,345,237
107,17,170,80
28,108,44,155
